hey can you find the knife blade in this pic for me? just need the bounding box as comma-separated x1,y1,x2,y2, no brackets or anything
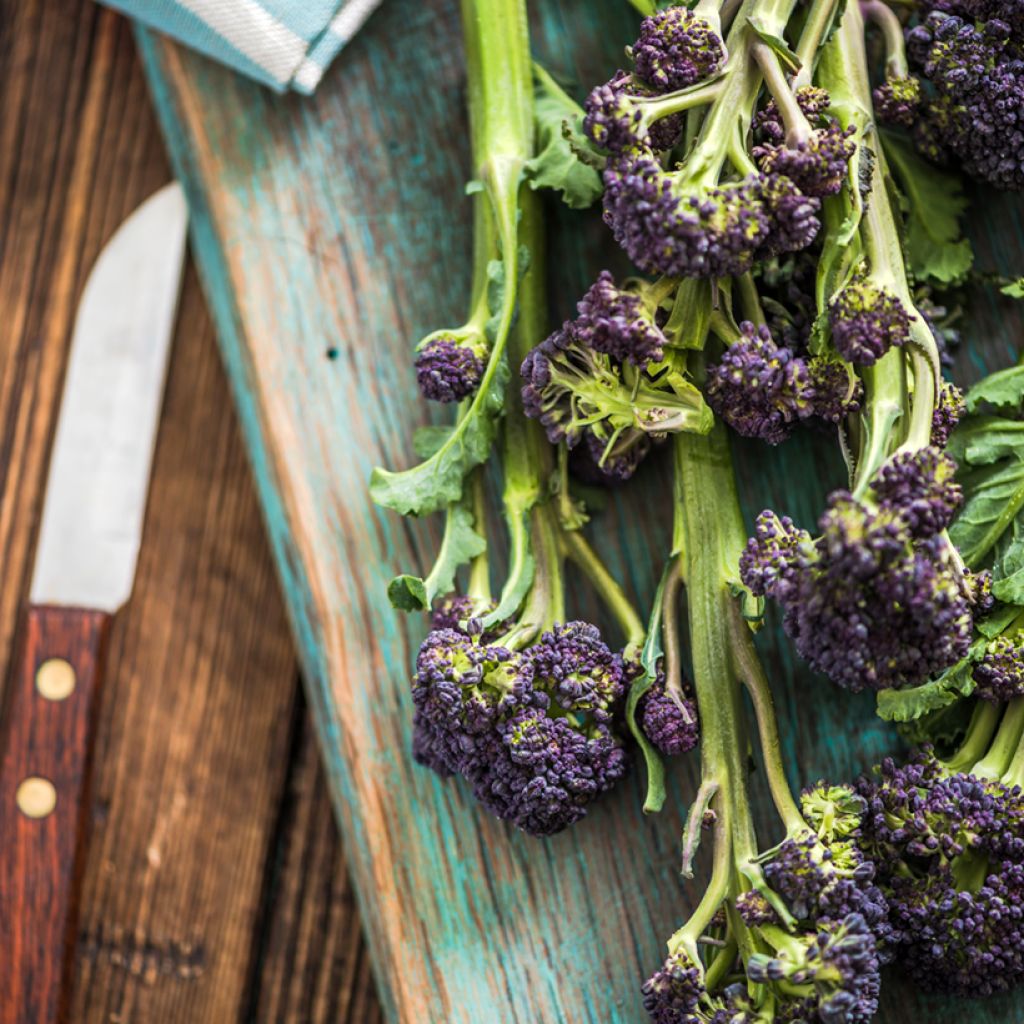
0,182,188,1024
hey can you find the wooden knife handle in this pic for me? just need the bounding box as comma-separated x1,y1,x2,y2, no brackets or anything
0,605,112,1024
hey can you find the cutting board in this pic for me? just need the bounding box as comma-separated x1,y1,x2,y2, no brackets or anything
134,3,1024,1020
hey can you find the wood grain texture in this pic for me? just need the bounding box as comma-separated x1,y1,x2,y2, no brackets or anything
136,3,1024,1022
0,3,382,1021
0,606,111,1024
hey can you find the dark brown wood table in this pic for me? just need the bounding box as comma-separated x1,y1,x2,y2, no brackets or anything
0,3,382,1020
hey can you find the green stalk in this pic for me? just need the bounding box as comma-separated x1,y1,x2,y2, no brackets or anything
972,697,1024,780
860,0,910,77
793,0,844,87
943,699,1002,774
825,2,940,490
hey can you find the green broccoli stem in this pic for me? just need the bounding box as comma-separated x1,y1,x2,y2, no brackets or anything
793,0,844,87
753,44,815,146
860,0,911,78
971,697,1024,780
467,468,492,602
674,426,800,927
943,699,1001,773
687,0,800,181
824,1,939,491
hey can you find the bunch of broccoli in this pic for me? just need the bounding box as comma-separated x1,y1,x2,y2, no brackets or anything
372,0,1024,1018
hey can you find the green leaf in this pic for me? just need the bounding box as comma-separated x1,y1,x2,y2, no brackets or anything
948,417,1024,567
977,601,1024,639
881,131,973,284
1001,278,1024,298
386,500,486,612
387,575,429,612
413,425,453,459
993,515,1024,603
625,561,674,815
964,365,1024,414
524,65,603,210
370,355,509,515
747,18,802,71
876,657,976,722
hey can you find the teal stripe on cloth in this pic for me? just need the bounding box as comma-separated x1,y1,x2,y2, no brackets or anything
98,0,381,94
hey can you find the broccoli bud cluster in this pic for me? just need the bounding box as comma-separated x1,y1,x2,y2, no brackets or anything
411,621,632,835
705,322,861,445
908,3,1024,190
741,448,984,691
857,750,1024,995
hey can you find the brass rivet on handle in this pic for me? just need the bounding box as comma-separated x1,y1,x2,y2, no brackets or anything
36,658,76,701
15,777,57,819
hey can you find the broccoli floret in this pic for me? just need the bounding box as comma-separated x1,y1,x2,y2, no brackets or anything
827,273,915,367
574,270,669,367
973,633,1024,700
873,74,923,127
858,741,1024,995
742,449,979,691
411,621,635,836
908,9,1024,190
629,5,725,92
705,322,815,444
414,332,486,403
637,672,699,757
931,379,966,447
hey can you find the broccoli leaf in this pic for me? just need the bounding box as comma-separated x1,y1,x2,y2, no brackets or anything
964,364,1024,414
625,560,674,815
387,500,486,612
977,602,1024,639
524,65,603,210
370,354,509,515
876,656,976,722
881,131,973,284
993,515,1024,604
1002,278,1024,298
413,425,454,459
948,416,1024,567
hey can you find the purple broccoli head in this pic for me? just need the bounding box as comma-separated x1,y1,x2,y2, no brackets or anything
637,673,699,756
574,270,667,367
828,276,914,366
705,322,814,445
873,75,923,127
630,6,726,91
415,335,484,403
973,634,1024,700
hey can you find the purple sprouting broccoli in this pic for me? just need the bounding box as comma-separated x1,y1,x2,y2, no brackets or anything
745,913,882,1024
973,633,1024,700
414,332,486,403
873,74,922,127
705,323,861,445
574,270,669,367
584,71,687,155
907,8,1024,190
705,322,814,444
828,273,915,366
641,948,705,1024
753,85,857,198
871,446,963,539
932,379,967,447
411,621,635,836
636,672,699,757
857,743,1024,996
520,318,710,480
601,156,821,280
741,447,983,691
641,429,890,1024
628,4,725,92
569,430,653,486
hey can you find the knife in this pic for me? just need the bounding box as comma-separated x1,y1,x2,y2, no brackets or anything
0,183,188,1024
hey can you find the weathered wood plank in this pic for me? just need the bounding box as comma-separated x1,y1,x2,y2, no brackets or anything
136,2,1024,1020
0,4,382,1020
247,703,385,1024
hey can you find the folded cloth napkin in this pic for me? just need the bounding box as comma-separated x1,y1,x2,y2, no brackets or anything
101,0,381,93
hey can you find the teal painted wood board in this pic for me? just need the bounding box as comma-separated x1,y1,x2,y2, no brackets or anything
134,3,1024,1020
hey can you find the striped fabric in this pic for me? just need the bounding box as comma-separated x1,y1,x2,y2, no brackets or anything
101,0,381,94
